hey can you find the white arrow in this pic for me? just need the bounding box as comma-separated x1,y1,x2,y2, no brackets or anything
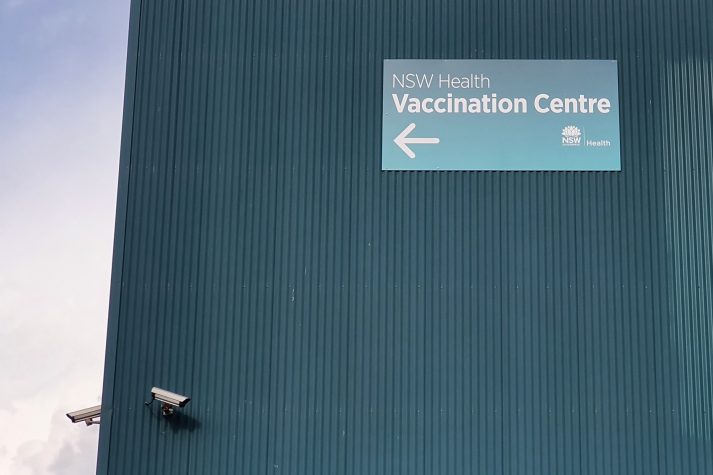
394,123,440,159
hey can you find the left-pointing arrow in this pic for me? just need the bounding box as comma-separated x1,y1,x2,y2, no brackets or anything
394,123,440,159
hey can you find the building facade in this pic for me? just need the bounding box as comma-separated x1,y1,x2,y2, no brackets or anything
99,0,713,473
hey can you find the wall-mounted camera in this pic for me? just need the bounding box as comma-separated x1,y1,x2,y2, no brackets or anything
66,405,101,426
146,387,190,416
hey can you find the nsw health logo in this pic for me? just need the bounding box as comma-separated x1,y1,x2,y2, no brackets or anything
561,125,582,146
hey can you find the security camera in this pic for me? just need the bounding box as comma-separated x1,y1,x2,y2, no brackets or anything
148,387,190,416
66,405,101,426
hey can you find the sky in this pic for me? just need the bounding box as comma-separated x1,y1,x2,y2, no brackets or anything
0,1,129,473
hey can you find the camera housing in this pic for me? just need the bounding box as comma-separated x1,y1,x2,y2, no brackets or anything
150,387,190,416
66,405,101,426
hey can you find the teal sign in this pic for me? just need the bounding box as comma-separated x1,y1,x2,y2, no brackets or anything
382,60,621,171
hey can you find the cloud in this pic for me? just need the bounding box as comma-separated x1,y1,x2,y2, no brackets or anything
9,408,99,475
0,1,129,473
49,433,100,475
0,76,120,473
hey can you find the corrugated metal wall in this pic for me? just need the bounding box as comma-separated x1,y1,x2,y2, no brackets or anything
98,0,713,473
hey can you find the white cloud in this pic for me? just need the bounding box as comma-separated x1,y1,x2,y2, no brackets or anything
0,2,128,473
8,407,100,475
0,80,122,473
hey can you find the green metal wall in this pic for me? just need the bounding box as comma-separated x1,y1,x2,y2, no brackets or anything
99,0,713,473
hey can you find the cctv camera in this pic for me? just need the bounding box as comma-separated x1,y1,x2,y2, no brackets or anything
151,387,190,407
149,387,190,416
66,405,101,426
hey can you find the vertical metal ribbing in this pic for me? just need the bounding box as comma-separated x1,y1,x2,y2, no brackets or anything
101,0,713,474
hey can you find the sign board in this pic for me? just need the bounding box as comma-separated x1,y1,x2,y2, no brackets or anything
381,60,621,171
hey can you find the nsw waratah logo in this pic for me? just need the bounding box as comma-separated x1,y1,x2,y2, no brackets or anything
561,125,582,146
